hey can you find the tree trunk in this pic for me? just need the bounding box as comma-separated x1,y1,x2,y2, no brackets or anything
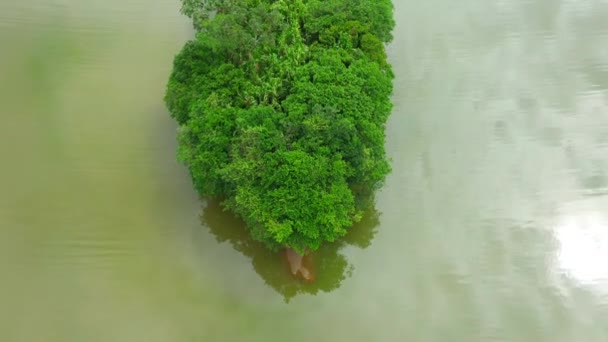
284,248,315,282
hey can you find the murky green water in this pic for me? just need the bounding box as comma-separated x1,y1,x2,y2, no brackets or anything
2,0,608,341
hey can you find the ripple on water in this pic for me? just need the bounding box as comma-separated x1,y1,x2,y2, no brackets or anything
38,223,143,271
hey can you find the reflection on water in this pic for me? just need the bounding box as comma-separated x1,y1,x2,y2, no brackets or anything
554,202,608,293
200,199,379,302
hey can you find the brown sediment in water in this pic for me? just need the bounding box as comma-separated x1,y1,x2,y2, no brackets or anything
284,248,315,282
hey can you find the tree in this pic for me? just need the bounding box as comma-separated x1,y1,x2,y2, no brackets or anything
201,199,380,301
166,0,394,254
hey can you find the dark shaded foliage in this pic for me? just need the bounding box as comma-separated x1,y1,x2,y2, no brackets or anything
201,199,379,301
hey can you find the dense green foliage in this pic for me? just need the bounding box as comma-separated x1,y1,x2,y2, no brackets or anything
166,0,394,253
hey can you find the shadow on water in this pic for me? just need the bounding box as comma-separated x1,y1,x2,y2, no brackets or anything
200,199,380,302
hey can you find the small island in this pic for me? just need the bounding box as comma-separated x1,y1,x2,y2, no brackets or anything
165,0,395,278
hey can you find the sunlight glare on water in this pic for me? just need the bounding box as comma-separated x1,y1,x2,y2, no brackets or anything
555,207,608,292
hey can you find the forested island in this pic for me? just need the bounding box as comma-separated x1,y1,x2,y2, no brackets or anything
165,0,395,268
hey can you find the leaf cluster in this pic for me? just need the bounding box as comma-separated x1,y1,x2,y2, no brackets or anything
166,0,394,253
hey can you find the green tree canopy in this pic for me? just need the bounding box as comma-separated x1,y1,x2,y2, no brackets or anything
166,0,394,253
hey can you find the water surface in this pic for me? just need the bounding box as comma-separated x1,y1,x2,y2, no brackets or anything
2,0,608,341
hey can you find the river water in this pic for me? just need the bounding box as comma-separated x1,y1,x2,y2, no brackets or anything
2,0,608,341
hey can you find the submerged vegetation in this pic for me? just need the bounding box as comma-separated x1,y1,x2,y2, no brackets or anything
165,0,395,254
